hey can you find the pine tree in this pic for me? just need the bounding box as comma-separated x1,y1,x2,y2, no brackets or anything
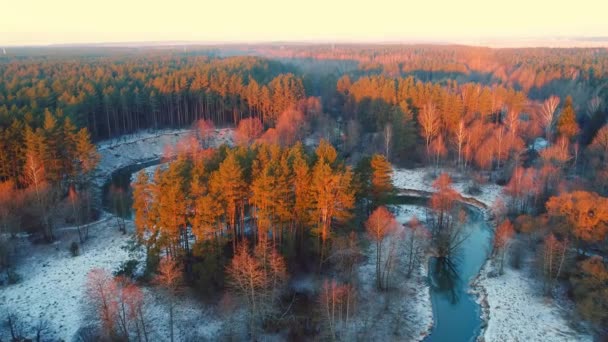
210,152,246,250
156,160,189,257
315,139,338,165
370,154,394,207
311,157,355,261
41,110,62,182
557,96,579,141
290,143,313,232
74,128,99,188
23,126,55,241
132,172,151,241
250,166,276,241
62,117,78,181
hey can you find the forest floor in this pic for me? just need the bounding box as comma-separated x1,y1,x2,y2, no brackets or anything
348,203,433,341
473,253,593,342
0,216,224,341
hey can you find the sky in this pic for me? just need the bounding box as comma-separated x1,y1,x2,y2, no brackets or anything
1,0,607,46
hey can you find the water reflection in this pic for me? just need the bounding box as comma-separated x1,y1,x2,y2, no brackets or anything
429,255,462,304
102,159,160,217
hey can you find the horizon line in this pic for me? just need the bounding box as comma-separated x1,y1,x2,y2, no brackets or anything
2,36,608,49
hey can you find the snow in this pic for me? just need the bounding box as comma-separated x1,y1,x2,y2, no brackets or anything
0,215,130,340
143,289,224,341
95,128,234,187
131,163,166,183
532,137,549,152
0,145,588,341
349,204,433,341
0,216,222,341
393,204,429,225
474,260,593,342
392,167,503,209
0,128,235,341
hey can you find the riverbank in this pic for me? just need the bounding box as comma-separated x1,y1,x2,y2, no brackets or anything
392,168,502,212
473,258,593,342
392,168,593,341
392,168,501,341
348,203,433,341
95,127,234,187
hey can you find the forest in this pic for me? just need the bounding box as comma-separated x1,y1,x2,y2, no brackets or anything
0,45,607,341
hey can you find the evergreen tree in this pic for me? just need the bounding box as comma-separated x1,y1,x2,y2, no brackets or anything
370,154,394,207
557,96,579,141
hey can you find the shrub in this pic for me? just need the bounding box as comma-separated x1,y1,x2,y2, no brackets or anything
113,259,140,279
69,241,80,257
7,269,21,284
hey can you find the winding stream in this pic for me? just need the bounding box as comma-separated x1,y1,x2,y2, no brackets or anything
394,196,492,342
101,159,161,218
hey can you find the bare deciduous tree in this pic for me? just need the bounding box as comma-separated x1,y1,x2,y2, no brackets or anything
155,256,182,342
418,102,439,161
540,95,560,141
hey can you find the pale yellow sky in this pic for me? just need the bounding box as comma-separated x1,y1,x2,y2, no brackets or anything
1,0,607,45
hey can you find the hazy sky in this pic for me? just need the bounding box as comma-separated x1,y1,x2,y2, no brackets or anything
2,0,607,45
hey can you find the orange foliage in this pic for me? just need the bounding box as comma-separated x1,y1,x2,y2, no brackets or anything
235,117,264,146
86,268,118,335
196,119,215,147
546,191,608,242
274,109,307,146
430,173,460,214
155,256,182,292
365,206,398,243
494,219,515,251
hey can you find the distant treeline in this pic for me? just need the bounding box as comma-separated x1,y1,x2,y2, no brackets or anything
0,55,305,141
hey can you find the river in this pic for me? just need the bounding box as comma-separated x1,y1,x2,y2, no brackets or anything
101,159,161,218
394,196,492,342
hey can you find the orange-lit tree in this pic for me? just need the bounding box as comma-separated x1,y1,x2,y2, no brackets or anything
493,219,515,274
429,173,468,258
155,256,182,342
365,206,398,290
546,191,608,244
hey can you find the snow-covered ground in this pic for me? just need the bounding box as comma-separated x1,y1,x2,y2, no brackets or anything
392,167,503,209
95,128,234,187
0,216,222,341
0,154,589,341
350,203,433,341
474,260,593,342
1,128,236,341
1,215,129,339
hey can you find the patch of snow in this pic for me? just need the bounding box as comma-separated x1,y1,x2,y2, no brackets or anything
130,163,166,183
0,215,131,340
393,204,429,225
95,128,234,187
474,261,592,342
1,127,236,341
392,167,503,209
0,216,222,341
350,207,433,341
143,289,223,341
531,137,549,152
